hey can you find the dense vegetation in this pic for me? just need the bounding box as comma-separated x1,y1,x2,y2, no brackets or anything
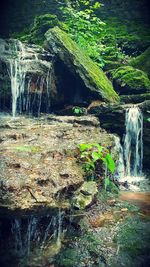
12,0,150,97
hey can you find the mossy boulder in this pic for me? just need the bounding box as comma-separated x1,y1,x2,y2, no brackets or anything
72,181,98,210
16,14,62,45
45,27,119,103
130,47,150,78
112,66,150,95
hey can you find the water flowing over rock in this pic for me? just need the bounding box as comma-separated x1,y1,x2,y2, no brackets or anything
124,107,143,177
88,101,150,170
0,38,56,116
113,107,146,191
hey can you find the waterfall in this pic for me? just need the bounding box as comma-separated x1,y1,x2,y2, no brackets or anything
9,40,27,117
115,106,144,186
124,107,143,178
1,39,52,117
11,213,63,256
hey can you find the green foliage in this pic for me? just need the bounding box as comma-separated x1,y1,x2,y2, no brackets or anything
60,1,106,67
72,106,85,116
100,18,150,64
79,143,115,179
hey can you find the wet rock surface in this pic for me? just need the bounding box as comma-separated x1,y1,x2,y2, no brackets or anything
0,114,114,214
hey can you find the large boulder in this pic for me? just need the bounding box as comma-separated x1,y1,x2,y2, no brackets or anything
45,27,119,104
0,114,115,215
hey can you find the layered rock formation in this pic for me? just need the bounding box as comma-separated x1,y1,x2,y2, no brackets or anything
0,114,114,215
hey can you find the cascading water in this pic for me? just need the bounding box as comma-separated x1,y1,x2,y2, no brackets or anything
11,212,64,257
1,39,53,117
9,40,27,117
115,106,144,188
124,107,143,178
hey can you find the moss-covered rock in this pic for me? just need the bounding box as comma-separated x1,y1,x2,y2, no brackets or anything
29,14,62,45
72,181,98,210
112,66,150,95
15,14,63,45
130,47,150,78
45,27,119,103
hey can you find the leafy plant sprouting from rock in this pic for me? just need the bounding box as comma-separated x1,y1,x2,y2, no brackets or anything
78,143,116,191
72,106,85,116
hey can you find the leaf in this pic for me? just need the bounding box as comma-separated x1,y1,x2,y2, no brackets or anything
104,153,115,173
79,143,92,152
91,151,102,162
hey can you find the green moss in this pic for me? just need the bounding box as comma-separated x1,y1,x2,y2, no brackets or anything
112,66,150,94
130,47,150,78
45,27,120,103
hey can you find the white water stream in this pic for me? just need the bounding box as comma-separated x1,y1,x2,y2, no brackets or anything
5,40,52,117
9,40,27,117
124,107,143,178
11,212,63,256
115,106,145,189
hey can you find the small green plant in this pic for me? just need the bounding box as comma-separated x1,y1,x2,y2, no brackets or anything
79,143,115,183
72,106,85,116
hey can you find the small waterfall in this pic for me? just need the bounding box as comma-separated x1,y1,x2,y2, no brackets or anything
11,213,63,257
124,107,143,178
115,106,144,189
1,39,53,117
9,40,27,117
